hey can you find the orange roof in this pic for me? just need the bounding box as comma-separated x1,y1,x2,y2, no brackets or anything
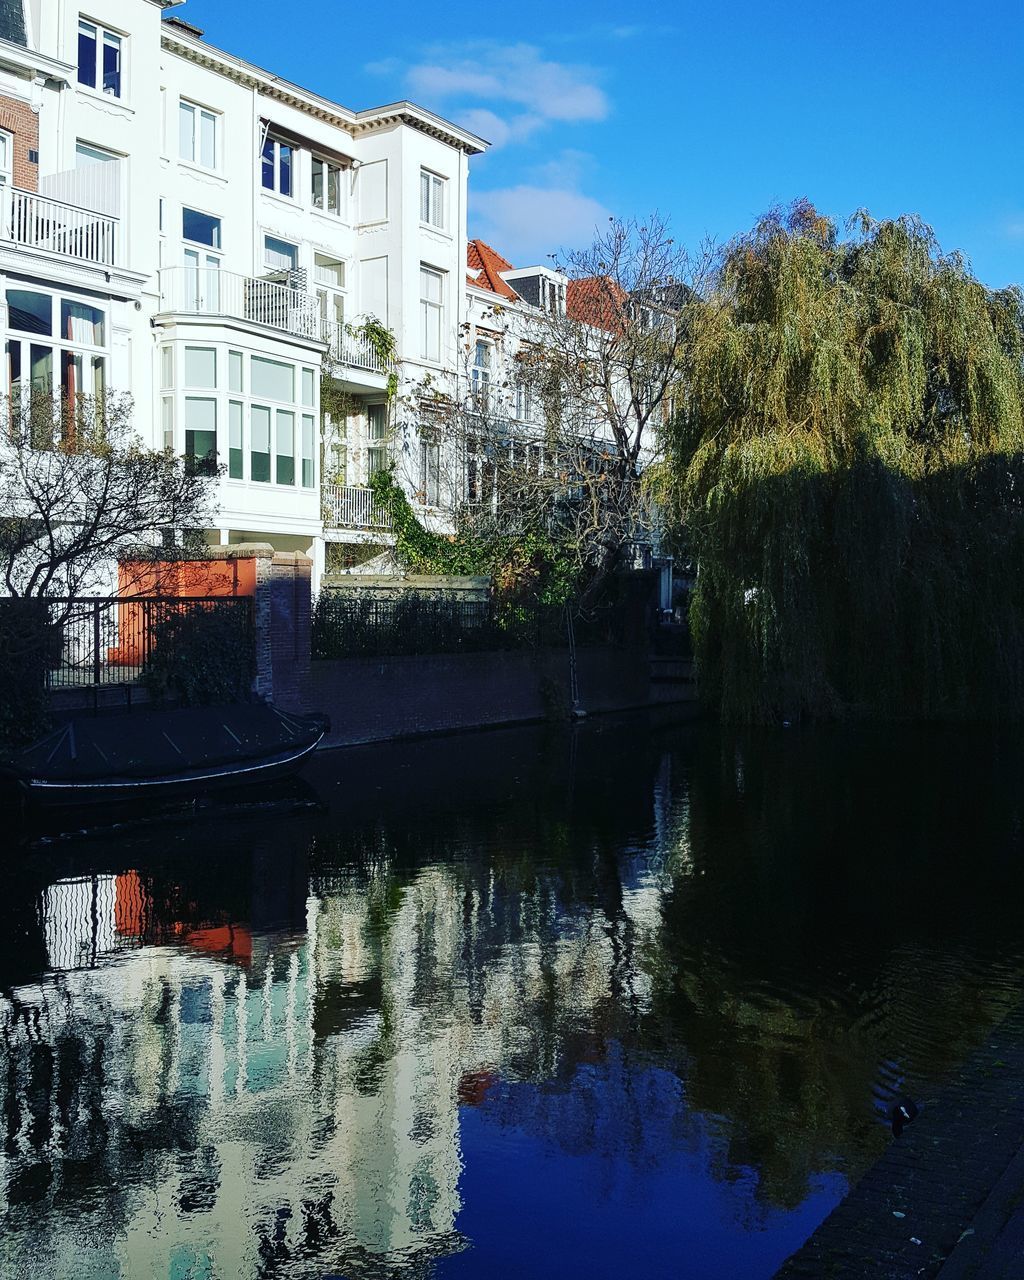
467,239,520,301
567,275,628,333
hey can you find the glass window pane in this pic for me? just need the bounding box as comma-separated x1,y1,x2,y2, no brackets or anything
327,165,341,214
264,236,297,272
162,396,173,449
314,256,344,288
420,171,430,222
182,208,221,248
179,101,194,161
184,346,216,387
228,350,243,392
7,290,52,337
261,134,274,190
200,111,216,169
78,21,97,88
229,401,243,478
276,410,294,485
301,368,315,408
311,160,324,209
301,415,314,488
61,300,105,346
251,405,271,481
432,175,444,227
102,33,121,97
160,346,173,389
420,268,441,304
251,356,293,402
368,404,387,440
279,143,292,197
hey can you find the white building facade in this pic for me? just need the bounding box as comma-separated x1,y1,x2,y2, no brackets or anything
0,0,485,584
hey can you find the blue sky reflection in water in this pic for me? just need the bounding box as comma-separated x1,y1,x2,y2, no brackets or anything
3,719,1024,1278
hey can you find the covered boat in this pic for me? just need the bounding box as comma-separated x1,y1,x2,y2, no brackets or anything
1,704,328,809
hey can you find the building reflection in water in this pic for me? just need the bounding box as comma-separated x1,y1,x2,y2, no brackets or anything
3,721,1024,1279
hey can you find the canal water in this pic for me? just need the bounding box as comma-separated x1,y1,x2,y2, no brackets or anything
3,717,1024,1279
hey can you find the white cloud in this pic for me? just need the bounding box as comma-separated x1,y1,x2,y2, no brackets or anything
406,41,608,129
472,185,612,265
456,107,543,149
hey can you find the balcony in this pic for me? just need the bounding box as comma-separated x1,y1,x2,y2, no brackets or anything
322,321,392,377
3,187,119,268
323,483,392,531
158,267,321,342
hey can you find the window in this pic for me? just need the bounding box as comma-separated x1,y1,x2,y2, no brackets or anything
184,397,217,474
261,133,293,197
275,411,294,485
419,266,443,362
251,357,292,402
419,169,445,229
184,346,216,388
6,288,108,422
229,401,243,479
311,157,343,215
420,437,440,505
179,101,217,169
228,350,243,393
301,369,316,409
301,416,315,488
515,375,537,423
314,256,345,290
471,340,491,410
315,255,345,338
78,19,123,99
251,405,271,482
182,208,221,249
0,131,12,191
264,236,298,274
76,141,119,168
367,403,388,478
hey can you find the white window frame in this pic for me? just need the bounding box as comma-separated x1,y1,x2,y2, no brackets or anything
0,129,11,191
471,339,492,411
179,99,218,171
5,285,109,428
263,234,299,275
262,133,295,199
419,266,444,363
419,168,446,230
78,17,125,101
311,156,344,217
420,435,440,506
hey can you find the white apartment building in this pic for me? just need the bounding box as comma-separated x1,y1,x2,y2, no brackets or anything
0,0,485,584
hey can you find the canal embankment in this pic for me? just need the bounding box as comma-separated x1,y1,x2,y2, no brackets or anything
776,994,1024,1278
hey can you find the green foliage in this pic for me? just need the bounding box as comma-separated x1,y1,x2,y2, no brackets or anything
0,598,54,746
668,201,1024,722
141,604,253,706
368,469,579,608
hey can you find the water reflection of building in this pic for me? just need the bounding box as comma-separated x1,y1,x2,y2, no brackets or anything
1,845,673,1278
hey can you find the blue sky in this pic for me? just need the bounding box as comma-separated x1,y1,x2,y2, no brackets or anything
182,0,1023,286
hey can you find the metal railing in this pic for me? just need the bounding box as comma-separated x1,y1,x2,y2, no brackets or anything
5,187,119,267
158,267,321,341
323,483,392,530
322,321,391,375
43,596,253,687
312,594,624,659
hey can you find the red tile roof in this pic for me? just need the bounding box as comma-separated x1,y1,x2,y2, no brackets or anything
467,239,520,301
567,275,627,332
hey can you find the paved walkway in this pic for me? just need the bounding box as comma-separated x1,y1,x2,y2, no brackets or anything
775,998,1024,1278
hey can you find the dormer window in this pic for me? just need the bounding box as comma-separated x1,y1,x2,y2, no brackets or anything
541,277,565,315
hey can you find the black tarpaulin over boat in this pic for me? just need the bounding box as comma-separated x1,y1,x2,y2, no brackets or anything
2,704,329,807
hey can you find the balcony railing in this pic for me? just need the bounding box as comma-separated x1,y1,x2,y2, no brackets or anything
322,321,391,376
4,187,119,267
158,267,321,342
323,483,392,530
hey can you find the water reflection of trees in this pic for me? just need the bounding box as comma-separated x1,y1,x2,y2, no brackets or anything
3,722,1024,1273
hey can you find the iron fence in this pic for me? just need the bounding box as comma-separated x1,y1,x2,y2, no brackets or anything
42,596,254,688
312,593,623,659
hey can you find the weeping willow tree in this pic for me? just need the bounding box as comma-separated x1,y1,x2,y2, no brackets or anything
667,201,1024,722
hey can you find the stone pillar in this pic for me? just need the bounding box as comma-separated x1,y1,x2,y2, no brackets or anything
267,551,312,709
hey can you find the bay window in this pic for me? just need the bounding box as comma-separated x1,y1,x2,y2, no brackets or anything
6,289,108,427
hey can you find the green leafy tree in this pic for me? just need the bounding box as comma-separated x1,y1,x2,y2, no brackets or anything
667,202,1024,722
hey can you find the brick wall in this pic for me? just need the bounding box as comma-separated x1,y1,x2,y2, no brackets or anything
0,94,38,192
